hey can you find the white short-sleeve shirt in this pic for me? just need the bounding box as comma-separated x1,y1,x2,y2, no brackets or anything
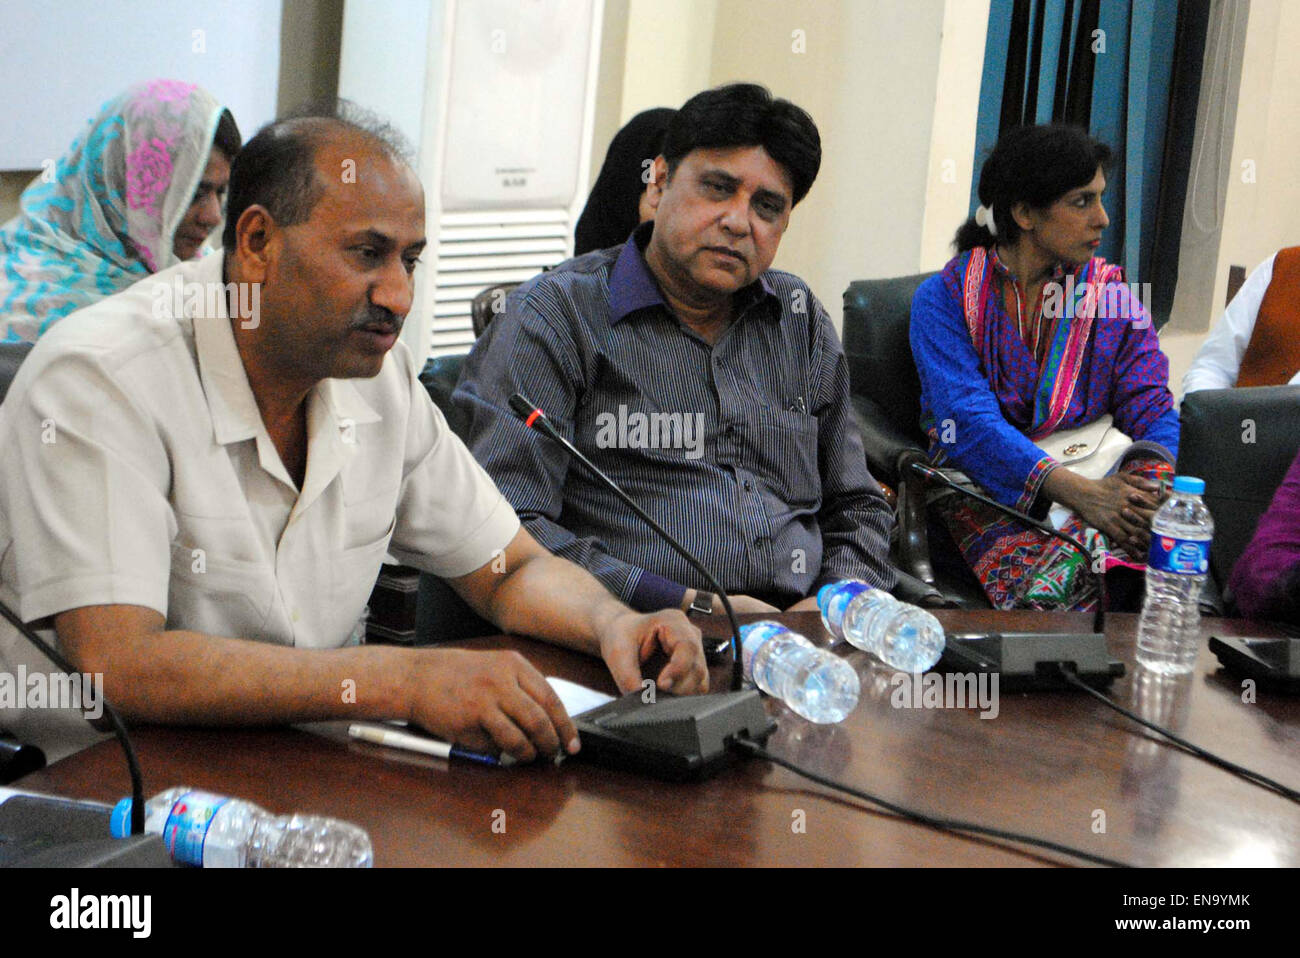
0,251,519,757
1182,252,1300,393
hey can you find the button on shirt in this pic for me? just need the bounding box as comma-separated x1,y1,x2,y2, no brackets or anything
453,224,896,611
0,251,519,758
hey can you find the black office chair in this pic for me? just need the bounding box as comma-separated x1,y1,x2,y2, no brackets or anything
0,342,34,405
1177,384,1300,615
470,283,519,339
842,274,989,608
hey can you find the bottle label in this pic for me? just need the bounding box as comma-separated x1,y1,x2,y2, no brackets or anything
820,580,870,635
1147,535,1210,575
739,621,784,680
162,790,230,867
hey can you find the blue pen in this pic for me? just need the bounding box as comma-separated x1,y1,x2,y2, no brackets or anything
348,724,516,767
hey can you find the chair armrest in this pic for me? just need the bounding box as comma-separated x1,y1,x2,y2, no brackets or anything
891,569,953,608
894,448,935,585
851,394,925,486
1199,573,1226,619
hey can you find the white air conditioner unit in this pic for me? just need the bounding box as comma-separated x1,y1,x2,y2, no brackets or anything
338,0,603,364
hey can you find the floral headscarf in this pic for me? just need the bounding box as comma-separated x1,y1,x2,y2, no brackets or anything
0,79,226,343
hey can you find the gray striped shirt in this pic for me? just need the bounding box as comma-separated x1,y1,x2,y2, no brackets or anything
453,225,896,610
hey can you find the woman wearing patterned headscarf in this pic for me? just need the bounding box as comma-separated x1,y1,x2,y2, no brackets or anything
0,79,241,343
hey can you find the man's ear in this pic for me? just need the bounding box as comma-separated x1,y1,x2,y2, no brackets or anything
231,205,276,282
643,155,670,213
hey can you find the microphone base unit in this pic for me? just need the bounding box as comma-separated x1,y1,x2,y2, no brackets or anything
937,631,1125,692
0,794,174,867
572,689,776,781
1209,635,1300,694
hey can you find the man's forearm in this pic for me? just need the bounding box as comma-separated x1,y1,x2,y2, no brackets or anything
482,551,629,655
59,613,412,727
520,511,687,610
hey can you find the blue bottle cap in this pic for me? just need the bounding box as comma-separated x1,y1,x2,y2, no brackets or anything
816,582,835,610
109,798,134,838
1172,476,1205,495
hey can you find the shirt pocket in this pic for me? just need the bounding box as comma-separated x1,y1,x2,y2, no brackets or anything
329,513,397,645
341,485,401,552
167,543,276,640
750,408,821,511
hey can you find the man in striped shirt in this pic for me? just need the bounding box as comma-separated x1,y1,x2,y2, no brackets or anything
455,84,895,618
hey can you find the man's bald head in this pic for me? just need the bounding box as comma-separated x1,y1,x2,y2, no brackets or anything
221,101,415,250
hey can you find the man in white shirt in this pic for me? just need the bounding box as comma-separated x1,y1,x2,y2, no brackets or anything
0,108,704,763
1183,248,1300,393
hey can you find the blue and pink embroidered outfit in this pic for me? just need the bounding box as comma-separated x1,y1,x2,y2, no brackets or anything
910,246,1180,609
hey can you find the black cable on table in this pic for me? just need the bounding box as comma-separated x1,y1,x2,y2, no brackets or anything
731,736,1130,868
1054,665,1300,804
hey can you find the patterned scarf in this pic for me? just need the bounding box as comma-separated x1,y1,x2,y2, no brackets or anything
0,79,225,343
961,246,1125,440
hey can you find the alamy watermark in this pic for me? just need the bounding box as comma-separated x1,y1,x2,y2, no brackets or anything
890,670,999,719
151,276,260,328
594,404,705,460
0,665,103,720
1042,275,1152,327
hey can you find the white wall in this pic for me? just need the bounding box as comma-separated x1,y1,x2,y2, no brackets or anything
918,0,990,270
620,0,717,123
707,0,949,317
0,0,281,171
593,0,986,326
1197,0,1300,328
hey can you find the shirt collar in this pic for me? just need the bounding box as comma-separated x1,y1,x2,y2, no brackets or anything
190,252,380,451
607,221,779,325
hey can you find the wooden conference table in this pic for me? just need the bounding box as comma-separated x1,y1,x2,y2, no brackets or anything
20,611,1300,867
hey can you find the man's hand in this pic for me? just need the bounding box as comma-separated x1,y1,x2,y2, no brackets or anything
785,595,821,613
453,529,709,697
405,648,579,763
598,608,708,696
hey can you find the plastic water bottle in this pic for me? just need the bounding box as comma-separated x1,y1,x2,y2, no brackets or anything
1136,476,1214,675
110,787,373,867
817,580,945,672
739,621,859,724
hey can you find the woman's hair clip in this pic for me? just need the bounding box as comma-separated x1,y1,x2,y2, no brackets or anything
974,203,998,237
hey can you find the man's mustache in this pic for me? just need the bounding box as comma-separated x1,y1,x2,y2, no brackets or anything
350,306,403,334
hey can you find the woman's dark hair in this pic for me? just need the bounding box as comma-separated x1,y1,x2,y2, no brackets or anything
954,124,1112,252
574,108,675,254
661,82,821,205
212,108,242,161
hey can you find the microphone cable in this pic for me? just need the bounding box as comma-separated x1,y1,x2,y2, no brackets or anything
0,598,146,834
730,735,1130,868
1053,664,1300,804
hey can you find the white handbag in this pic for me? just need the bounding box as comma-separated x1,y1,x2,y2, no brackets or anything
1036,414,1132,480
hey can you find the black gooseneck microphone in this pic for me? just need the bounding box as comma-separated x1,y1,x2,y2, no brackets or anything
908,461,1124,691
508,392,745,692
0,599,145,835
911,466,1300,802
